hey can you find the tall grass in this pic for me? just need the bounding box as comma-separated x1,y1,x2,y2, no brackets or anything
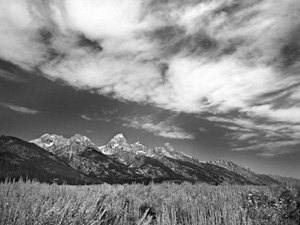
0,179,299,225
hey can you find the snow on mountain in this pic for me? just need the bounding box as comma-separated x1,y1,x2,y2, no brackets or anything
19,132,283,185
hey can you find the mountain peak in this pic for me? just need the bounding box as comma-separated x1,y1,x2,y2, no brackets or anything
70,134,91,144
1,134,287,185
164,142,174,152
72,133,87,139
133,141,144,147
106,133,129,149
99,133,130,155
40,133,60,140
31,133,100,157
31,134,68,150
112,133,126,140
36,133,92,145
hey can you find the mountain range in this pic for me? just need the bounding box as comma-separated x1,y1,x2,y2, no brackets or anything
0,133,296,185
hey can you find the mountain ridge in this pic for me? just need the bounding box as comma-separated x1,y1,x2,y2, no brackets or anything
0,133,295,185
207,159,282,185
0,135,91,184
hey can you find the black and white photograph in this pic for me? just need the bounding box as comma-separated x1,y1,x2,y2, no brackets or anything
0,0,300,224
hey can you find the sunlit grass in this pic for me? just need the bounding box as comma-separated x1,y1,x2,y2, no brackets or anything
0,179,299,225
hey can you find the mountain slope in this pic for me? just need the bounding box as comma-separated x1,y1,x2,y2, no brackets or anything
31,134,140,183
0,135,90,184
33,134,189,183
98,134,255,184
208,160,281,185
0,133,288,185
268,174,300,185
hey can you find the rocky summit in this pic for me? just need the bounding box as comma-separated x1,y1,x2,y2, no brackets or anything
0,133,293,185
0,135,89,184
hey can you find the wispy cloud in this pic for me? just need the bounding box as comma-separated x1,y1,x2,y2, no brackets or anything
81,114,110,122
1,0,300,156
81,115,93,121
207,115,300,157
121,115,194,140
0,59,31,82
0,68,26,82
242,105,300,124
233,140,300,158
0,102,40,114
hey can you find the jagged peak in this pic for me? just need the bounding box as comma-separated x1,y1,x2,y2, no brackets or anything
70,134,91,143
72,133,85,138
109,133,127,143
107,133,129,149
208,159,235,166
164,142,174,151
210,159,231,164
30,134,67,148
40,133,53,138
112,133,126,139
39,133,63,139
37,133,90,142
132,141,144,147
208,159,250,170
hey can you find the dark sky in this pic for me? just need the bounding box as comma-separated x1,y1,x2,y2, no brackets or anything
0,0,300,179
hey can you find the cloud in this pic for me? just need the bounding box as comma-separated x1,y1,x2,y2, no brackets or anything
0,59,32,82
1,0,300,156
207,115,300,157
0,0,49,70
121,115,194,140
233,140,300,158
102,109,119,116
0,102,40,114
242,105,300,124
81,115,92,121
1,0,299,109
65,0,144,38
198,127,206,133
80,109,120,122
0,68,23,82
81,114,110,122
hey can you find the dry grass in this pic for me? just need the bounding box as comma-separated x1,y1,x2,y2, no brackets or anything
0,179,299,225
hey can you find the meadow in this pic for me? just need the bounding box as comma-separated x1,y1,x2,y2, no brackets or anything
0,179,299,225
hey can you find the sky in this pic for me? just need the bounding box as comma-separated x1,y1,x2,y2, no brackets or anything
0,0,300,179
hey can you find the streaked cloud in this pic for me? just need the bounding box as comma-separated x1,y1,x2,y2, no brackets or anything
81,114,110,122
207,115,300,157
81,115,93,121
0,59,32,82
80,109,120,122
241,105,300,124
233,140,300,158
1,0,300,156
121,115,194,140
0,102,40,114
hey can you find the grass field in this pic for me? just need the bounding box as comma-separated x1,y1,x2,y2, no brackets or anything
0,179,299,225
